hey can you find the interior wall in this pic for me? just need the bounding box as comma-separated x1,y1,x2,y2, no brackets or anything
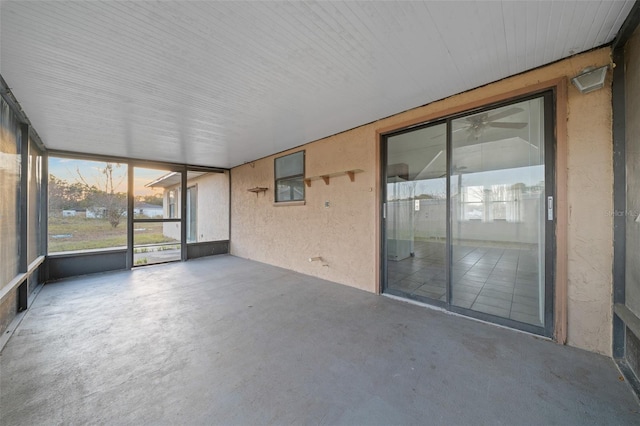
231,48,614,355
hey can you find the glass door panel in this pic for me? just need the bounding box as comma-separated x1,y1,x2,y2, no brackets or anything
450,97,546,326
133,224,181,266
133,167,183,266
134,167,182,220
385,123,447,302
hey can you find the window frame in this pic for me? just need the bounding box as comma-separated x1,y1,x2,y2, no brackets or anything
459,184,523,223
46,155,129,254
274,150,305,203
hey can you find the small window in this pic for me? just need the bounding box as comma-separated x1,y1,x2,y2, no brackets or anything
275,151,305,202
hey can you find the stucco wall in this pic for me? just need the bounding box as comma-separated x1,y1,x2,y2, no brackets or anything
231,48,614,355
232,126,377,291
161,171,230,243
564,56,614,355
191,171,230,242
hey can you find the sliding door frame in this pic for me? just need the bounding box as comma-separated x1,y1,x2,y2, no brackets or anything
381,119,448,307
380,89,557,338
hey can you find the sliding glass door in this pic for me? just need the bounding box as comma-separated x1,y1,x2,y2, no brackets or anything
450,96,550,329
385,123,447,304
382,92,554,335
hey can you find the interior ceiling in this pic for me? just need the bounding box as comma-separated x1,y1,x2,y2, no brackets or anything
0,1,634,169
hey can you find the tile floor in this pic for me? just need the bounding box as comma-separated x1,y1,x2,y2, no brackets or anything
387,240,543,326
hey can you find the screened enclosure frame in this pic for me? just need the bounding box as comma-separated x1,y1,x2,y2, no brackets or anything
46,150,230,271
0,84,48,317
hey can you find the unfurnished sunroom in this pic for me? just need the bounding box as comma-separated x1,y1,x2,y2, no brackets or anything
2,1,640,416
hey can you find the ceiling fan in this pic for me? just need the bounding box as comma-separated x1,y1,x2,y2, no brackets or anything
461,107,527,140
430,107,528,141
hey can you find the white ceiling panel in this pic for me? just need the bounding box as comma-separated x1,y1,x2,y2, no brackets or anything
0,1,635,168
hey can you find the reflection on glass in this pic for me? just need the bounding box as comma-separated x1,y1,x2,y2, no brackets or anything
134,224,181,266
48,157,127,253
275,151,304,202
276,178,305,202
386,123,447,302
450,97,545,327
28,140,43,262
1,98,22,287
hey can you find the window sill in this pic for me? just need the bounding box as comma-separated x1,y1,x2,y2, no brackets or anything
273,200,306,207
47,247,128,257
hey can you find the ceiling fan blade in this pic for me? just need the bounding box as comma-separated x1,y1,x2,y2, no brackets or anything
414,150,444,180
487,122,528,129
486,107,524,122
430,127,466,140
424,150,443,171
465,113,486,123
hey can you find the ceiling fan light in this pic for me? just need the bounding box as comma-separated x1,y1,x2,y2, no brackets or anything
571,65,608,94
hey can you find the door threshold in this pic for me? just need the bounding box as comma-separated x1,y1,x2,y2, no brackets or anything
382,293,553,342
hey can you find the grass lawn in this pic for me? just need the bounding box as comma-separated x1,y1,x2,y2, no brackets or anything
49,216,176,252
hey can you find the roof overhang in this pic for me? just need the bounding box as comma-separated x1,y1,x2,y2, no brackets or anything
145,171,207,188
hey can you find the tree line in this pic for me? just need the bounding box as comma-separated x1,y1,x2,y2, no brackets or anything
49,162,162,228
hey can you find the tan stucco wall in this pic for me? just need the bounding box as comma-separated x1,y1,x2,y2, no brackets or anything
231,126,377,291
161,171,230,242
231,47,614,355
564,56,614,355
191,171,230,242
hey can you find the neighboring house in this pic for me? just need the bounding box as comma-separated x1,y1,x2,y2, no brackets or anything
145,171,229,243
85,208,105,219
133,202,163,218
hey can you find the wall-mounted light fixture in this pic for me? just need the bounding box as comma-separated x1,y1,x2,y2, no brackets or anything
571,65,608,94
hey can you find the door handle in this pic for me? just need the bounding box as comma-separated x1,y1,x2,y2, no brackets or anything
547,196,553,221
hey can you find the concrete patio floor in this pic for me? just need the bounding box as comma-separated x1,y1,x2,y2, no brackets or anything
1,255,638,425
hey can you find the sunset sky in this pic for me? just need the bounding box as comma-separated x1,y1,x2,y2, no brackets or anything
48,157,170,197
